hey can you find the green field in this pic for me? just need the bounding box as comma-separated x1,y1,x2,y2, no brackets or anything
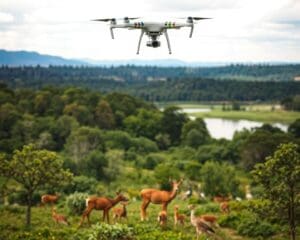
0,199,288,240
157,102,300,124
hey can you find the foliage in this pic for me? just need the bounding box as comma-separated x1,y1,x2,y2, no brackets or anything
200,161,243,197
252,143,300,240
87,223,134,240
0,144,73,226
240,126,294,170
181,118,210,148
288,118,300,138
65,192,89,215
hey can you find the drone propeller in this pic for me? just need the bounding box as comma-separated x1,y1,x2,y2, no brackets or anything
192,17,212,20
92,18,116,22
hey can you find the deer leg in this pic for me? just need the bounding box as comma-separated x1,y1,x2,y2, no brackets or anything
140,200,150,221
106,209,110,224
162,203,168,211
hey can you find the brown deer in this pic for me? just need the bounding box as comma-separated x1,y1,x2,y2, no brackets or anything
213,195,230,203
188,205,215,240
157,210,168,227
78,191,128,227
41,194,59,206
140,178,183,221
52,207,69,225
174,205,186,226
112,201,129,222
220,201,230,214
200,214,218,227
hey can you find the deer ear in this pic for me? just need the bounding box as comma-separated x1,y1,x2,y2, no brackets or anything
116,190,121,195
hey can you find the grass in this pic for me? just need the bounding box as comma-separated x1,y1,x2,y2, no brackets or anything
0,200,248,240
157,102,300,124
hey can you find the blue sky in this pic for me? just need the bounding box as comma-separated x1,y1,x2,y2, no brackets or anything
0,0,300,62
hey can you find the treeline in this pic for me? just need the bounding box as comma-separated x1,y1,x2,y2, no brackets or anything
1,66,300,102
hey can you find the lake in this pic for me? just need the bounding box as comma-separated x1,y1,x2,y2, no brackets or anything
180,108,288,140
203,118,288,140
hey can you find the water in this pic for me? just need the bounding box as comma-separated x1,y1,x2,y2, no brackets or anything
203,118,288,140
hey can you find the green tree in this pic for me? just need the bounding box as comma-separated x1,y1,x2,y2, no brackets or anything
252,143,300,240
94,100,115,129
0,144,73,226
200,161,242,198
181,118,210,148
65,126,105,163
288,119,300,138
161,106,188,145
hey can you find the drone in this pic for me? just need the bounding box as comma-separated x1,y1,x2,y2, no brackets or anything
92,17,211,54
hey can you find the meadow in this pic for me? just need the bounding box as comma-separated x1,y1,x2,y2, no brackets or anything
0,197,287,240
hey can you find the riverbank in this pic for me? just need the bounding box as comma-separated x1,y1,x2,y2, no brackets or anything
157,102,300,124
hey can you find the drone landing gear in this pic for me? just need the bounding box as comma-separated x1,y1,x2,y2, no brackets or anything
164,30,172,54
137,30,144,55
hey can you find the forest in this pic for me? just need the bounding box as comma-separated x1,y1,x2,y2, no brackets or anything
0,83,299,240
1,65,300,102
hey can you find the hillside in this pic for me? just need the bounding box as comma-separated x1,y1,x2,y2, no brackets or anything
0,49,87,66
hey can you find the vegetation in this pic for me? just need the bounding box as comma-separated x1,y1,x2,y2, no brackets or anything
252,143,300,240
0,83,299,239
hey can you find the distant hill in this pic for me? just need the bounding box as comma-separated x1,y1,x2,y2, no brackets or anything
0,49,88,66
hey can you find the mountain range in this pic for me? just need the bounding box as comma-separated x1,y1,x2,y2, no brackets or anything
0,49,298,67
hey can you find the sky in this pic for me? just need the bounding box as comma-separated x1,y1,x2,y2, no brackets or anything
0,0,300,62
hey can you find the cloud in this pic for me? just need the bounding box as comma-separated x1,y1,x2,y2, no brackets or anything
0,12,14,23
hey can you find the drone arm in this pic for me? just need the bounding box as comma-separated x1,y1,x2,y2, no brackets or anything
164,30,172,54
137,30,144,54
189,25,194,38
110,27,115,39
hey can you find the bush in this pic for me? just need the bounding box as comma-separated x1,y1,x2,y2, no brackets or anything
87,223,133,240
237,217,277,238
66,192,89,215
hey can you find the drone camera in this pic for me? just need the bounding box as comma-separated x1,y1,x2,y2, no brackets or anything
147,40,161,48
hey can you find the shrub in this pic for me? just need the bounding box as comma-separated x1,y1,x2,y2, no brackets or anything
66,192,89,215
237,217,277,238
87,223,133,240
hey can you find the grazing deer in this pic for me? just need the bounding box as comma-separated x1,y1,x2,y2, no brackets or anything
157,210,168,227
140,178,183,221
52,207,69,225
41,194,59,206
220,201,230,214
213,195,230,203
174,205,186,226
112,201,129,222
78,191,128,227
200,214,218,227
188,205,215,240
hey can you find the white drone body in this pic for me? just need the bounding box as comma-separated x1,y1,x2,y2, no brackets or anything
92,17,211,54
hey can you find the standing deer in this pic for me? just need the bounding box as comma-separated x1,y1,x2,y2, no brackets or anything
140,178,183,221
174,205,186,226
188,205,215,240
157,210,168,227
112,201,129,222
78,191,128,227
52,207,69,225
220,201,230,214
41,194,59,206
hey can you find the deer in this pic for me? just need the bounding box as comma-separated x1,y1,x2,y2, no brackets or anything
41,194,59,206
188,205,215,240
220,201,230,214
112,201,129,223
200,214,218,227
78,191,128,227
157,210,168,227
52,207,69,226
174,205,186,226
213,195,230,203
140,178,183,221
